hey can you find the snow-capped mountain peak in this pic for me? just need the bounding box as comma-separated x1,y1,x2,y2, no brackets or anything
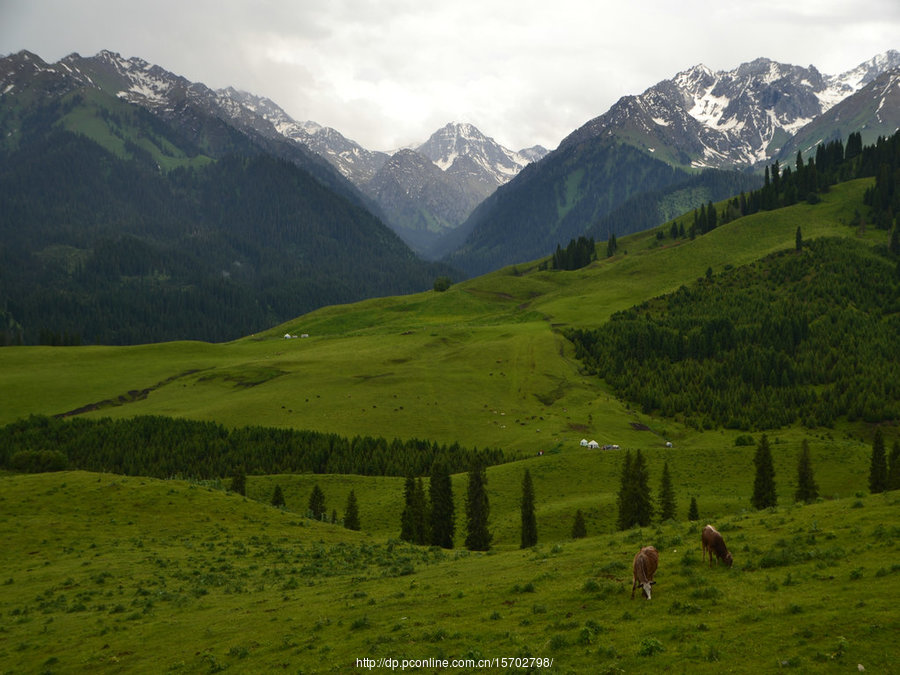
560,50,900,168
416,121,547,186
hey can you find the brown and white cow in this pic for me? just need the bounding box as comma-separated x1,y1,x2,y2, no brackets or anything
631,546,659,599
701,524,733,567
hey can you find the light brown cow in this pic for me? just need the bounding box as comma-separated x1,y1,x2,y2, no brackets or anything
631,546,659,599
701,524,733,567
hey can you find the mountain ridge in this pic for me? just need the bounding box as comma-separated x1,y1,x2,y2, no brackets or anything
559,50,900,168
447,50,898,275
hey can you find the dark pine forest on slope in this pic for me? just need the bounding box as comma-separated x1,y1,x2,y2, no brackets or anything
0,96,452,346
567,237,900,430
0,415,508,479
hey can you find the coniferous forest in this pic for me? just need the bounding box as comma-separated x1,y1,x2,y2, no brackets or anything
0,415,507,479
670,131,900,238
567,237,900,430
0,125,453,346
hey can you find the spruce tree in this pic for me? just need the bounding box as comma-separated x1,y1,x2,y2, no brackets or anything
412,478,430,545
794,439,819,503
869,428,888,494
616,449,653,530
344,489,360,531
658,461,676,521
751,434,777,509
606,233,618,258
887,440,900,492
271,484,285,508
229,469,246,496
795,226,803,251
571,509,587,539
429,462,455,548
520,469,538,548
464,462,492,551
308,483,326,520
400,475,417,542
615,450,634,531
688,496,699,521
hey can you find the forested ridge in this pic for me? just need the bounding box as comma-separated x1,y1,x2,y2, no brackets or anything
0,102,452,346
567,238,900,430
671,131,900,238
0,415,507,479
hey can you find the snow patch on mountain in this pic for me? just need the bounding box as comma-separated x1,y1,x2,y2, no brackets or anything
415,122,546,187
562,50,900,169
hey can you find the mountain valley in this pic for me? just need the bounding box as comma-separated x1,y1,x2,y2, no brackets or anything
1,37,900,671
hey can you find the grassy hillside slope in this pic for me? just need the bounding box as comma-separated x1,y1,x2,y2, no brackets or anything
0,180,879,459
1,471,897,673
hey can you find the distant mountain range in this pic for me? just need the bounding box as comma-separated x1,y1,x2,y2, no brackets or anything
1,47,897,342
213,90,548,258
559,51,900,167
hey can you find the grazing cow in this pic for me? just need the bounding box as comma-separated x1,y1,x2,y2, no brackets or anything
631,546,659,599
701,524,733,567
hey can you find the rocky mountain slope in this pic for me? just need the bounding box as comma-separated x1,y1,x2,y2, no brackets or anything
559,50,900,169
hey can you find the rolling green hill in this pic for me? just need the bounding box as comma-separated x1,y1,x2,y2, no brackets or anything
1,470,897,673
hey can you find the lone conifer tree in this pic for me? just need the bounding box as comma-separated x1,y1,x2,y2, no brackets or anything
869,428,888,494
344,489,360,531
751,434,777,509
520,469,538,548
571,509,587,539
794,439,819,503
464,462,492,551
658,461,677,521
616,449,653,530
308,484,326,520
400,475,416,542
271,484,285,508
606,233,618,258
400,475,429,544
429,462,455,548
688,496,699,521
615,451,634,530
230,469,246,496
412,478,429,545
795,226,803,251
888,440,900,492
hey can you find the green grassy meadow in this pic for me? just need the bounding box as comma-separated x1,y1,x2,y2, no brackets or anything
0,180,878,453
2,178,899,672
1,471,897,673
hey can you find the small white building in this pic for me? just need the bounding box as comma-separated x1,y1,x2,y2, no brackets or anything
587,440,600,449
580,438,589,447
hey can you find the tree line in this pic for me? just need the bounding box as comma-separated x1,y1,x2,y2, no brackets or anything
0,414,507,479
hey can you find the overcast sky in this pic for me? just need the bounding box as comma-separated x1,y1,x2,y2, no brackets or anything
1,0,898,151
